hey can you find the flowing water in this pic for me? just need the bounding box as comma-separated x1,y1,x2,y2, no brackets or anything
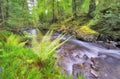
23,29,120,79
55,37,120,79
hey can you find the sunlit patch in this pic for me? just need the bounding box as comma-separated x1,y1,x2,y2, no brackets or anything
45,9,48,14
58,0,61,2
80,26,98,34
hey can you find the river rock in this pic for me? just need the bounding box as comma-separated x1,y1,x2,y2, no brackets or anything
55,37,120,79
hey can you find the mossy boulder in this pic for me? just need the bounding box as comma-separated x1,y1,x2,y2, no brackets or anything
58,25,99,41
74,26,99,41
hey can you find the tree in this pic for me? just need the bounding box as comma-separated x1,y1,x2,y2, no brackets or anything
52,0,58,23
72,0,77,17
0,0,3,22
0,0,9,24
87,0,96,18
6,0,9,20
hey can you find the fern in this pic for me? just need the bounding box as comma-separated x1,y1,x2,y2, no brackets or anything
32,31,71,61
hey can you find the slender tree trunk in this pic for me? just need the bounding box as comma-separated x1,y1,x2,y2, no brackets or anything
0,0,2,22
52,0,56,23
87,0,96,18
6,0,9,19
72,0,77,18
57,0,59,18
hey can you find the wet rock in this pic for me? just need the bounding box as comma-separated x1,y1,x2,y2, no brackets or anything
95,41,119,49
55,38,120,79
72,64,84,79
116,41,120,48
91,56,120,79
90,69,99,78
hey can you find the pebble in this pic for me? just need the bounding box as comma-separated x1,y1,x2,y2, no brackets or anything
90,69,99,78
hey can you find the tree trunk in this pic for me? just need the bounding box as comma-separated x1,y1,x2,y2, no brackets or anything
72,0,77,18
52,0,56,23
57,0,60,18
6,0,9,19
88,0,96,18
0,0,2,22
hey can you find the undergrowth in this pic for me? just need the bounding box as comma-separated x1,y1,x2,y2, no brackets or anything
0,30,83,79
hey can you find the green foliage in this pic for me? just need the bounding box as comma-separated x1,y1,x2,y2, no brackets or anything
0,0,36,27
89,5,120,41
0,30,12,42
0,31,74,79
0,34,40,79
0,0,119,29
5,34,25,47
81,0,90,13
32,31,70,61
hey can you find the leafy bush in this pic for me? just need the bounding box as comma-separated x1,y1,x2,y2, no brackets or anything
0,30,12,42
0,34,40,79
0,31,72,79
90,5,120,41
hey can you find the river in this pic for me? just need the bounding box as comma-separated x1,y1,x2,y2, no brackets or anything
24,28,120,79
55,36,120,79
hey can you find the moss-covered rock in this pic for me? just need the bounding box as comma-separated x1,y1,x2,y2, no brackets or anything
74,26,99,41
57,25,99,41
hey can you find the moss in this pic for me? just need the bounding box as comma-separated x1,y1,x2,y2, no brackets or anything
79,26,98,34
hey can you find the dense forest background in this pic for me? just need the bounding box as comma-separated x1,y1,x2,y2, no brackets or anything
0,0,120,41
0,0,120,79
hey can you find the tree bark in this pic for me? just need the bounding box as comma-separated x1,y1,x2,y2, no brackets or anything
88,0,96,18
57,0,60,17
0,0,2,22
52,0,56,23
72,0,77,18
6,0,9,19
